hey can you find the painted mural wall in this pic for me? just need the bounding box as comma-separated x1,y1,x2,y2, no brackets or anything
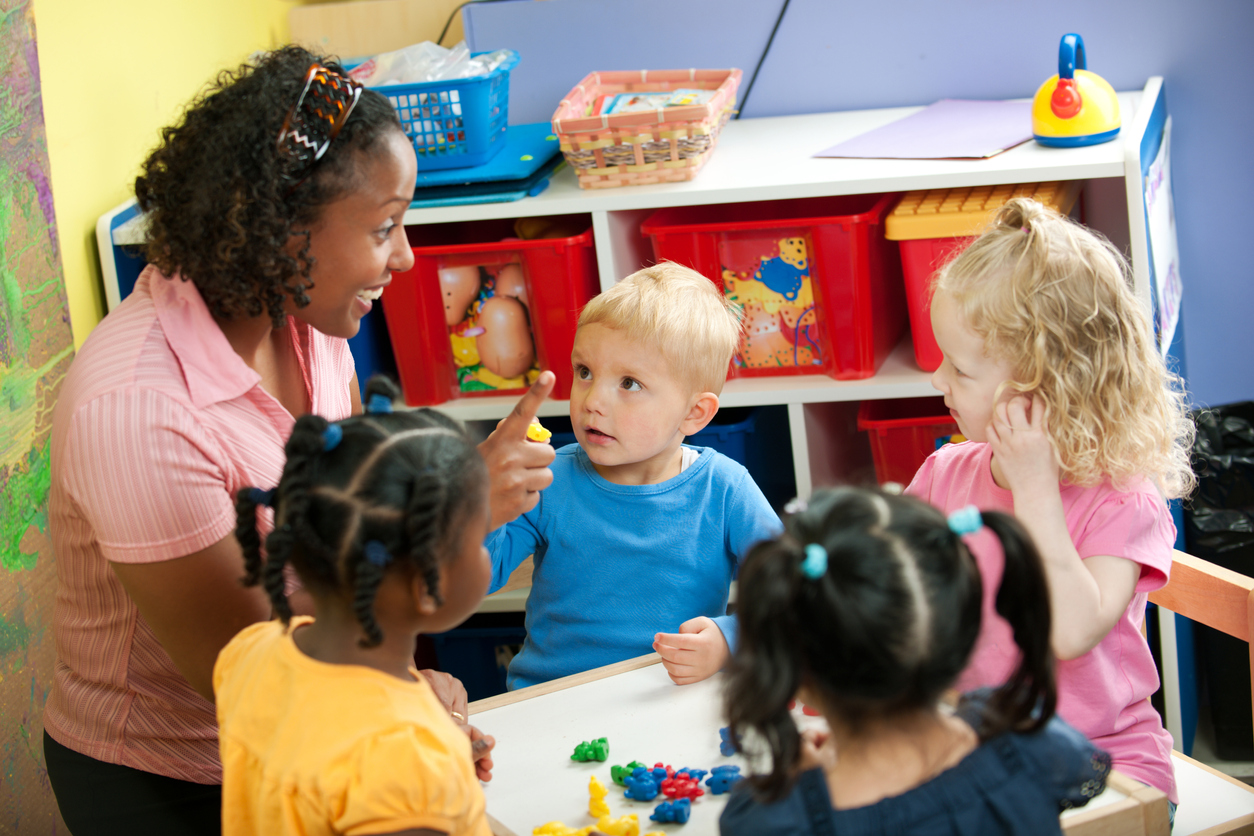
0,1,74,832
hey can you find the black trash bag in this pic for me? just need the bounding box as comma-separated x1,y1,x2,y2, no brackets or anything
1186,402,1254,760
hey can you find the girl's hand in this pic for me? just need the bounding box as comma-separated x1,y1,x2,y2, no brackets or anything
653,617,729,685
798,729,835,773
418,669,469,723
986,395,1059,494
468,726,496,782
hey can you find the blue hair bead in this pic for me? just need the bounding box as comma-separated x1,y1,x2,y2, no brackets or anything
948,505,984,536
801,543,828,579
322,423,343,451
248,487,276,508
363,540,393,568
365,393,393,414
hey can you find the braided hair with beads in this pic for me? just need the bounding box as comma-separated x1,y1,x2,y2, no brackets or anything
234,376,486,647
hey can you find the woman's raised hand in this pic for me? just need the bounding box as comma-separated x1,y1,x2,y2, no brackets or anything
478,371,557,530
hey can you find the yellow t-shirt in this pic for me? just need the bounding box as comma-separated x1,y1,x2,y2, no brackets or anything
214,617,490,836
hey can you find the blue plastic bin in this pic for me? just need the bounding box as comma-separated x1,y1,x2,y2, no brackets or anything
428,614,526,702
371,51,519,171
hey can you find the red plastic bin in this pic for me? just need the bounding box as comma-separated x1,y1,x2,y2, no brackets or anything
382,218,600,406
640,194,905,380
885,183,1081,371
857,396,961,486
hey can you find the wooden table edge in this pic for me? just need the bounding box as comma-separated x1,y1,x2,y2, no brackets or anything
468,653,664,715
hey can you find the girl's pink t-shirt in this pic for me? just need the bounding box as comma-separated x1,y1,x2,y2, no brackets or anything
906,441,1178,804
44,265,355,783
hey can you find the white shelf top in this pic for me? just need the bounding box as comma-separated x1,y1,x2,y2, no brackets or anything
430,336,937,422
400,90,1143,226
110,88,1145,244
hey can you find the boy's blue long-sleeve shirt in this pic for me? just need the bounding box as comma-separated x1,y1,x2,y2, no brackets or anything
486,444,783,690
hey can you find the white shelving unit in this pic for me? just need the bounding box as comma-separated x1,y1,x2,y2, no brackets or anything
392,80,1163,498
108,79,1165,498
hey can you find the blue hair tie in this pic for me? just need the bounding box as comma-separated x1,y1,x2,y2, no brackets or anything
248,487,276,508
363,540,393,568
322,423,343,451
948,505,984,536
365,393,393,414
801,543,828,579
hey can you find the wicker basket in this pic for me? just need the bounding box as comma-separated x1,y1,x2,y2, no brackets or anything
551,69,741,189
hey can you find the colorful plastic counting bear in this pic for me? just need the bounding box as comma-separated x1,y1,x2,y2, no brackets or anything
593,813,640,836
623,768,659,802
533,823,591,836
570,737,610,762
718,726,739,757
611,760,647,785
676,767,707,783
660,774,704,801
589,775,610,817
705,764,743,795
650,798,692,824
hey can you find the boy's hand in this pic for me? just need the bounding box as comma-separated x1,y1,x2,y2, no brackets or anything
468,726,496,782
479,371,557,530
653,617,729,685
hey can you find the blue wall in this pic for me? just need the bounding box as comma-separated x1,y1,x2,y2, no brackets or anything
466,0,1254,407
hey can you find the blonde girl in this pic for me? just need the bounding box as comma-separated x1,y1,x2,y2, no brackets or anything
907,197,1193,813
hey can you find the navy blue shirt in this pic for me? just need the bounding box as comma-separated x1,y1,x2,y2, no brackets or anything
719,698,1110,836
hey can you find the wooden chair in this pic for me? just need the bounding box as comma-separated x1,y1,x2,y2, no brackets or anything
1147,550,1254,835
1151,550,1254,753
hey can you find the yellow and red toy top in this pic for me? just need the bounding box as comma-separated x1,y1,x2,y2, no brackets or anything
1032,33,1121,147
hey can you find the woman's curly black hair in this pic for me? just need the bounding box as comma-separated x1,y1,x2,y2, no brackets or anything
234,377,486,647
136,45,403,328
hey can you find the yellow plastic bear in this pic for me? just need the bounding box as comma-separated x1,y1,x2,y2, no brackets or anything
588,774,610,817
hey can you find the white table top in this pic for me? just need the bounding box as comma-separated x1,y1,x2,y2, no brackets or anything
470,658,1254,836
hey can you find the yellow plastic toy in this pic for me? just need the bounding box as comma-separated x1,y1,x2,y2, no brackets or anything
1032,33,1120,147
527,419,552,443
588,775,610,817
593,814,639,836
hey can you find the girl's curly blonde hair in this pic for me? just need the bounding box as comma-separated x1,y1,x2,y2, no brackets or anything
934,197,1194,499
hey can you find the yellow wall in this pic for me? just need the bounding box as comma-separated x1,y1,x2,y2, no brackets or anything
32,0,293,349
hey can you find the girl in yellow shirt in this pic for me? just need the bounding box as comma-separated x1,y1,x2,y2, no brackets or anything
216,377,497,836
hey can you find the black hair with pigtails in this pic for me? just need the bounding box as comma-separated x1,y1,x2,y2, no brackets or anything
724,487,1056,802
233,374,486,646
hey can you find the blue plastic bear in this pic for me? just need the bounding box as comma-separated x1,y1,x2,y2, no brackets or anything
623,767,659,802
650,798,692,824
718,726,739,757
705,764,743,795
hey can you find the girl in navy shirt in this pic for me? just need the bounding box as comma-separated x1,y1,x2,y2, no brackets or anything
719,488,1110,836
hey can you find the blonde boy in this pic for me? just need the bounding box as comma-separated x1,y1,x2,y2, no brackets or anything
485,263,783,689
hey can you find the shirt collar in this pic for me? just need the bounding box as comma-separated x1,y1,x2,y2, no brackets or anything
148,265,263,409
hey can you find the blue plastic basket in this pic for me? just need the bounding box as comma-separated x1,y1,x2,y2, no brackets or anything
371,51,519,171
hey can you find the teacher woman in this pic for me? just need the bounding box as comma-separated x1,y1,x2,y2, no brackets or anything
41,46,555,835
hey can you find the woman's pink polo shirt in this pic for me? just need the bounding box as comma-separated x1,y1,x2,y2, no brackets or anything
43,265,355,783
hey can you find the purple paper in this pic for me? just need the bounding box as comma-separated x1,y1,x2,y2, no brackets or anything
815,99,1033,160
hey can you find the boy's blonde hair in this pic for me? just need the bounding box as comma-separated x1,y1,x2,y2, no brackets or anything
578,262,743,394
935,198,1195,499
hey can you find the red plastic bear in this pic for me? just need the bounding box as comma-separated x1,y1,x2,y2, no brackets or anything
661,775,705,801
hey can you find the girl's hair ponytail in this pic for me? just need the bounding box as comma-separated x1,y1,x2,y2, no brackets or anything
979,510,1056,736
723,536,810,800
